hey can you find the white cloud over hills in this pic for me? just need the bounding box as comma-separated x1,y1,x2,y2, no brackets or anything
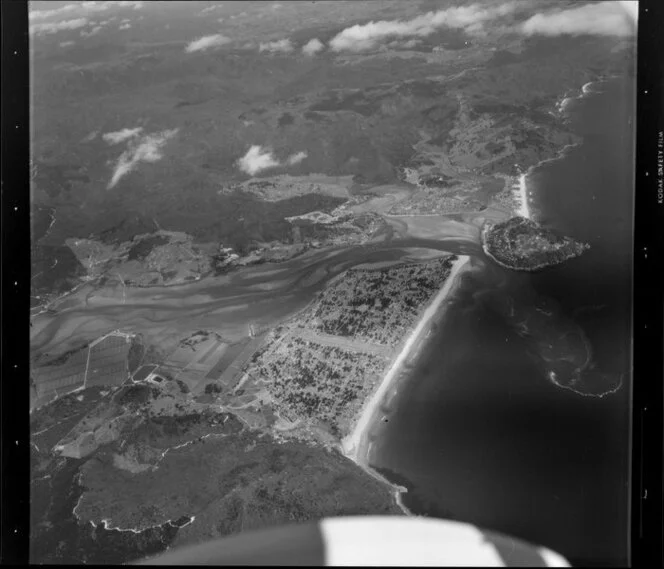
325,1,636,53
185,34,231,53
521,1,637,37
237,146,307,176
29,1,144,36
81,24,103,37
107,129,178,189
259,39,294,54
29,1,143,22
287,151,308,166
237,146,281,176
329,2,519,52
199,4,225,16
103,127,143,145
29,3,79,21
30,18,89,36
302,38,324,56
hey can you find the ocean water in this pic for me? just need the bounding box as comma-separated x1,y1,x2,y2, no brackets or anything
373,77,634,567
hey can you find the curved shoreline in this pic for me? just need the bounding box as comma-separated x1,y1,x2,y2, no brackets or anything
514,78,611,225
340,255,472,513
480,228,550,273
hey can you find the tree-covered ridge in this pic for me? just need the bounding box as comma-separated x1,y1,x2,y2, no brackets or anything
482,216,590,271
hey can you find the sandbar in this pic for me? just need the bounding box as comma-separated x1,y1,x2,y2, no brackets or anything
341,254,471,468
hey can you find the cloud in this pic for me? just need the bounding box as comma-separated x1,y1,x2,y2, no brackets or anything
236,146,308,174
259,39,294,53
119,22,131,30
108,128,178,189
30,18,89,36
200,4,223,15
102,127,143,145
521,1,637,37
115,1,143,8
237,146,281,176
185,34,231,53
287,151,308,165
29,4,79,22
83,0,143,10
302,38,324,56
402,38,422,48
272,3,283,9
81,24,103,37
329,2,518,52
29,1,143,22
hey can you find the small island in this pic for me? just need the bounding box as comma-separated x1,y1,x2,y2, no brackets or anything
482,216,590,271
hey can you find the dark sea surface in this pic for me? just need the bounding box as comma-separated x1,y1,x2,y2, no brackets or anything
372,76,634,567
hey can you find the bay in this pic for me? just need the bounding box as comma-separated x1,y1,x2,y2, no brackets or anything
372,77,634,567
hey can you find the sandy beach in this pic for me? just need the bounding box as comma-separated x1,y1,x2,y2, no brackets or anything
341,255,472,470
